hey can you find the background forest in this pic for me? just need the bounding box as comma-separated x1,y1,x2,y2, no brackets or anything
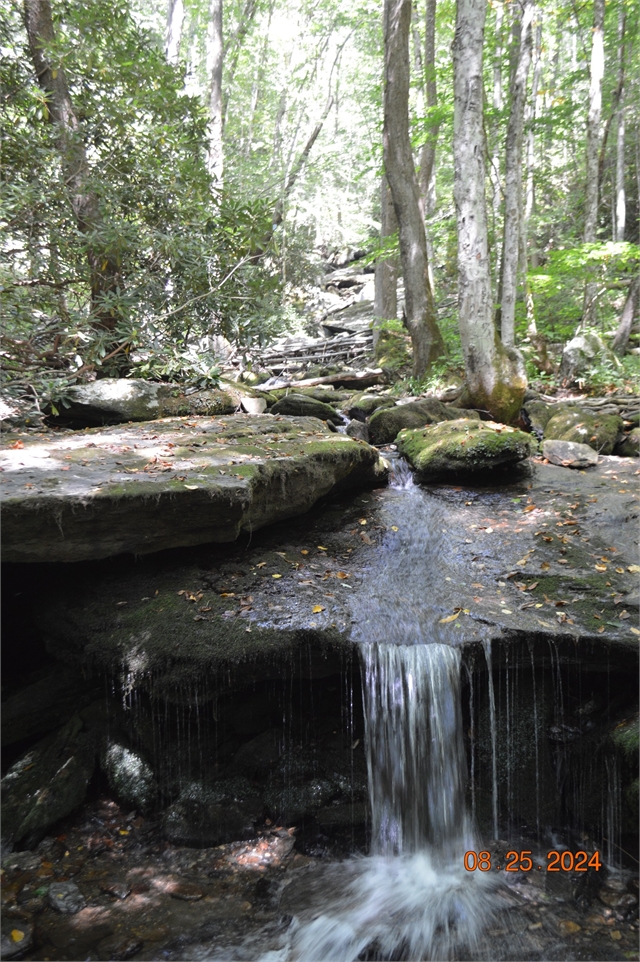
2,0,639,416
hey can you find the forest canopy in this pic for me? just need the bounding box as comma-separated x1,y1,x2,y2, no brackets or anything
1,0,639,417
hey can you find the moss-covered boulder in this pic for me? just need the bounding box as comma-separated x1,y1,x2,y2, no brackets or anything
523,399,556,436
343,393,395,422
397,419,534,479
374,326,413,374
269,393,342,424
46,378,236,425
615,426,640,457
544,408,623,454
368,398,480,445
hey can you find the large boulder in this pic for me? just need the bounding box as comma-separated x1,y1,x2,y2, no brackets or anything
368,398,479,445
397,419,533,480
560,332,619,380
615,427,640,457
544,408,623,454
1,716,96,849
46,378,236,425
162,781,256,847
269,393,343,424
0,414,387,563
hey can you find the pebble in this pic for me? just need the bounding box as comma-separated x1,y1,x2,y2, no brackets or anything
557,919,581,935
48,881,86,914
167,880,205,901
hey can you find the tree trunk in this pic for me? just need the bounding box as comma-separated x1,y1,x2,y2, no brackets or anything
165,0,184,65
611,275,640,356
498,0,534,347
223,0,259,125
524,17,542,273
23,0,123,344
206,0,224,185
582,0,605,325
383,0,444,377
374,176,398,348
452,0,526,423
418,0,438,295
615,10,626,242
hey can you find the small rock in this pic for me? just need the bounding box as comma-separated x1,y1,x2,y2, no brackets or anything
542,439,599,468
167,881,205,901
99,880,131,900
48,881,86,914
557,919,581,935
241,397,267,415
345,419,369,442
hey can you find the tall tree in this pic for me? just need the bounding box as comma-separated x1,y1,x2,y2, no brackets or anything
23,0,123,344
165,0,184,65
207,0,224,183
383,0,444,377
582,0,605,324
418,0,439,293
615,9,627,242
498,0,534,347
452,0,526,422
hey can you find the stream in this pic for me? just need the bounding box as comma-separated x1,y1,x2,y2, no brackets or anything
1,460,638,961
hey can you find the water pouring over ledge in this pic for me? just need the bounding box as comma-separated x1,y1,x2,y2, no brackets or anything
262,643,498,962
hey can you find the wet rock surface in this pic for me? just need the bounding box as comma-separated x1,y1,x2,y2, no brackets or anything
367,397,478,445
543,439,599,468
397,419,534,479
0,414,386,562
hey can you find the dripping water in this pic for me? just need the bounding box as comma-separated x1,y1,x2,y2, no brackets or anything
482,639,499,840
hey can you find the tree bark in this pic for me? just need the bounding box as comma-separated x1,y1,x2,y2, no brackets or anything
582,0,605,325
383,0,444,377
374,176,398,348
165,0,185,65
206,0,224,185
23,0,123,341
615,10,626,242
611,274,640,356
418,0,438,294
498,0,534,347
452,0,526,423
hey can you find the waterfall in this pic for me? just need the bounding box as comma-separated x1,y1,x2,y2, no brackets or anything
362,643,472,857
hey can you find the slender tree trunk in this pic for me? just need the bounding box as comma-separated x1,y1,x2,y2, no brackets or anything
498,0,534,347
374,176,398,348
524,18,542,272
165,0,184,65
23,0,123,344
489,0,504,289
582,0,605,325
418,0,439,294
612,275,640,356
615,10,626,242
452,0,526,423
383,0,444,377
206,0,224,185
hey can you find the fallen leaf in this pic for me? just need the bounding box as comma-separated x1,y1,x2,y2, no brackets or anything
439,610,461,624
359,519,367,525
300,549,309,555
312,605,324,613
628,565,640,573
501,609,513,614
391,526,398,532
523,504,536,513
336,571,350,579
595,564,607,572
630,627,640,636
9,441,24,449
527,582,539,590
272,573,282,579
219,592,235,597
516,557,529,566
256,562,266,568
360,532,373,544
317,546,328,551
10,930,25,943
618,610,630,620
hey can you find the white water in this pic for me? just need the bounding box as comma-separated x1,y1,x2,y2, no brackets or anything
261,643,497,962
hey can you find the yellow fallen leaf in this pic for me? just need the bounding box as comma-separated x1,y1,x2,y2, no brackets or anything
628,565,640,573
616,567,624,573
541,561,550,570
359,519,367,525
272,573,282,579
501,609,513,614
317,546,327,551
336,571,349,579
391,526,398,532
312,605,324,613
630,627,640,636
184,484,199,490
300,549,309,555
10,931,25,943
119,829,129,835
439,610,461,624
595,564,607,572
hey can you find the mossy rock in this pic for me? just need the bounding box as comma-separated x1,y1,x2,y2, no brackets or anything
614,427,640,457
269,393,342,423
368,398,479,445
523,399,557,436
544,408,623,454
344,393,395,422
397,418,534,480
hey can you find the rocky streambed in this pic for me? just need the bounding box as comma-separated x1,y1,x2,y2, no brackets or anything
1,391,639,961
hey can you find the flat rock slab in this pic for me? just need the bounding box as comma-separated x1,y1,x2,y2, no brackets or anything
543,439,599,468
0,415,386,562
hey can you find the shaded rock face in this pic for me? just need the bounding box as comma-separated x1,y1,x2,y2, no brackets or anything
616,426,640,457
344,393,395,422
100,740,158,814
397,419,533,480
269,393,343,424
47,379,236,425
368,399,479,445
345,419,370,442
544,409,623,454
542,439,599,468
0,414,387,562
1,716,96,850
162,782,256,847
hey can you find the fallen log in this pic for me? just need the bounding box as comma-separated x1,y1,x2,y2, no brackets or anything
256,369,385,390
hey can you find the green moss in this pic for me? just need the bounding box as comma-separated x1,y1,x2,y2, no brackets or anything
611,716,639,758
397,419,533,479
545,409,623,454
